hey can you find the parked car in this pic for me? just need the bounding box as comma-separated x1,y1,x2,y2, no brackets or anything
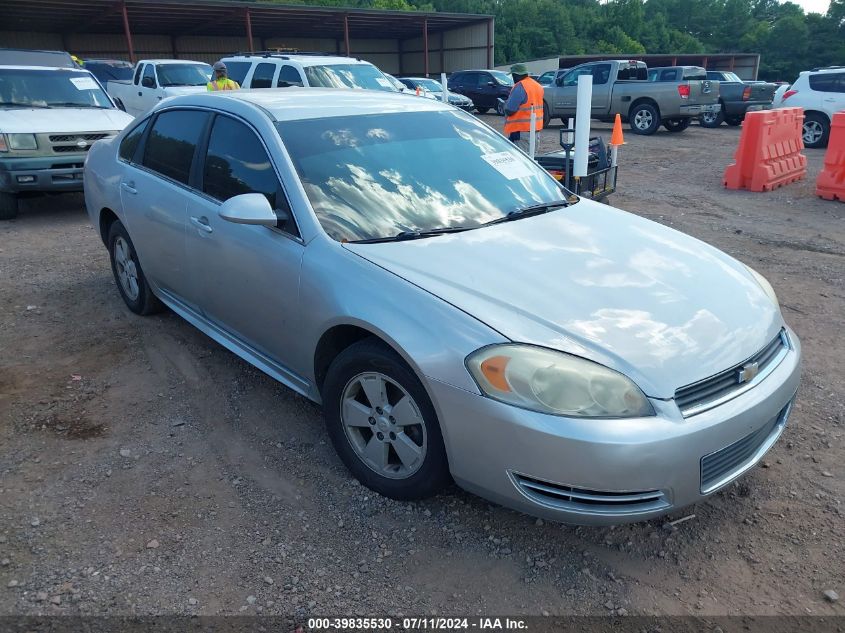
397,77,474,110
84,89,801,525
219,53,396,93
0,64,133,219
447,69,513,114
775,67,845,148
0,48,75,68
107,59,212,117
545,60,720,134
691,70,776,127
84,59,134,84
537,68,567,86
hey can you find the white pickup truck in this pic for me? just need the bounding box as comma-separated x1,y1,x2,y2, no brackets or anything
107,59,211,117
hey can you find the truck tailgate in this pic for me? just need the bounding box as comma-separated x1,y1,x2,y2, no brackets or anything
747,82,776,103
689,79,720,105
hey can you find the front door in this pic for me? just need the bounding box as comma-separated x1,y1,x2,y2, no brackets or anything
184,114,304,366
119,109,209,305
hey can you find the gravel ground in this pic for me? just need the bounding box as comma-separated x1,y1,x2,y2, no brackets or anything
0,118,843,619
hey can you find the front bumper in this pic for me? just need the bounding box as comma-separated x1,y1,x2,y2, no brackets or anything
680,103,720,116
0,155,87,194
430,328,801,525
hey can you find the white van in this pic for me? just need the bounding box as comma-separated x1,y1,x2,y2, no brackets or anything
0,65,134,219
219,52,398,92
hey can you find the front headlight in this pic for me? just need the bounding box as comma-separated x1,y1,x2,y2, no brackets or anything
8,134,38,150
466,345,654,418
746,265,779,306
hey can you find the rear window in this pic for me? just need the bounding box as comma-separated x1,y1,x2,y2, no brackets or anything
683,68,707,81
223,61,251,86
809,72,845,93
303,63,394,92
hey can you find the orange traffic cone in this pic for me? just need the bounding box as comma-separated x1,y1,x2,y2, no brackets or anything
610,113,624,146
415,86,421,96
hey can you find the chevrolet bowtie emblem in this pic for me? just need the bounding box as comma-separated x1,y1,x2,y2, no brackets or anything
737,361,760,384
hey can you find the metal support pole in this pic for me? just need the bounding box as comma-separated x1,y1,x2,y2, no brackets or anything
245,8,254,53
422,18,429,77
120,2,135,64
344,14,351,57
486,19,493,68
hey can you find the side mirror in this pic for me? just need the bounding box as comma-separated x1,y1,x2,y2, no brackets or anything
141,76,156,89
555,76,564,86
487,81,495,87
219,193,281,227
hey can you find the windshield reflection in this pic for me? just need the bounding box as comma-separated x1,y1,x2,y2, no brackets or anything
277,111,567,241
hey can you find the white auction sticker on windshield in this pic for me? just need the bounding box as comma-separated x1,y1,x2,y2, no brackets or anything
70,76,100,90
375,77,392,88
480,151,534,180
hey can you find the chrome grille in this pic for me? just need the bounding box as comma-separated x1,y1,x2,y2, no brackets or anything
700,400,792,493
49,133,109,142
53,145,92,153
45,132,111,154
511,473,670,515
675,330,789,417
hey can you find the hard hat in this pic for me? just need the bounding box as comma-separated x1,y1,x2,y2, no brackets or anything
510,63,528,75
213,61,227,72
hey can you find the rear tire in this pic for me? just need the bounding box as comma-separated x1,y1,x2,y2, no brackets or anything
542,102,551,128
0,192,19,221
475,106,489,115
107,220,163,315
803,112,830,149
629,102,661,135
724,115,743,126
663,118,691,133
322,338,451,500
699,109,724,128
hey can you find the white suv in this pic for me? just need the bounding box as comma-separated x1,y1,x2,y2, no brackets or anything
219,52,397,93
776,67,845,148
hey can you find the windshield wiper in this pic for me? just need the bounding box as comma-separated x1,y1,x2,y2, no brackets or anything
47,102,109,109
483,201,570,226
0,101,52,109
351,226,470,244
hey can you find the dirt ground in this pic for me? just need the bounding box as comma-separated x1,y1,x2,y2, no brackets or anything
0,118,843,620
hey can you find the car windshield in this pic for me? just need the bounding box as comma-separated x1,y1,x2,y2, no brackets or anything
155,63,212,87
416,78,443,92
276,110,568,242
86,62,134,82
0,68,113,109
490,70,514,86
304,64,395,92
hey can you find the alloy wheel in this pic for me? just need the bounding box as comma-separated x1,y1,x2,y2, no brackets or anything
634,109,653,130
340,372,427,479
114,236,139,301
803,121,823,145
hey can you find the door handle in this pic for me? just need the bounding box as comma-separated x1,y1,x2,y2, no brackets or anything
190,216,213,234
120,181,137,195
138,92,142,96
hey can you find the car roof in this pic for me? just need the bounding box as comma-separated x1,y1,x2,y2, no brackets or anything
222,54,370,67
802,67,845,75
168,88,453,122
145,59,209,65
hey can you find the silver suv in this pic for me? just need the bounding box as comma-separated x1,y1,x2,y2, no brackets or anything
219,52,397,92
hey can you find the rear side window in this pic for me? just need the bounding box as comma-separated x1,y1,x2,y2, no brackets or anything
202,115,292,224
142,110,208,185
251,63,276,89
809,72,845,93
119,119,148,163
223,61,251,85
133,64,143,85
592,64,612,85
277,65,303,88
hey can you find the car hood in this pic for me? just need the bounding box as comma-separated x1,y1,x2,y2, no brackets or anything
345,200,783,398
0,107,133,133
162,85,208,95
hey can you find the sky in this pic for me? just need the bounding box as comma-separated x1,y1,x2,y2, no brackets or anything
793,0,831,13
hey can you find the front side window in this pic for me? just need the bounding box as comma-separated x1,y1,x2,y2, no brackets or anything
303,64,394,92
277,65,303,88
251,63,276,89
142,64,156,87
155,63,211,87
0,68,113,109
142,110,208,185
277,110,568,242
119,118,149,163
563,66,593,87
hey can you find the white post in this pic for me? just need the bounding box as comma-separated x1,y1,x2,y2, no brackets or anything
574,74,593,178
567,117,575,145
440,72,448,103
528,106,536,159
611,144,619,168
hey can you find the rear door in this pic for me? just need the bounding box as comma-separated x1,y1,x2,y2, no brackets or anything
589,63,613,111
811,72,845,115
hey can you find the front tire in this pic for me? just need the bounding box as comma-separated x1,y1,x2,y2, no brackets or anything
663,118,691,133
475,106,489,115
107,220,163,315
629,102,661,135
322,338,451,500
700,109,724,128
803,112,830,149
0,192,19,221
542,102,551,128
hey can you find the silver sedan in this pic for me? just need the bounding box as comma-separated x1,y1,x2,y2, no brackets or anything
84,89,801,525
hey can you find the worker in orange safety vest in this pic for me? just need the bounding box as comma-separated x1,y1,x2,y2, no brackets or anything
502,63,544,145
207,61,240,91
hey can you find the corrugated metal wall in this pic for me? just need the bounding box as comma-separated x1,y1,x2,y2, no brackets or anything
0,20,493,75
